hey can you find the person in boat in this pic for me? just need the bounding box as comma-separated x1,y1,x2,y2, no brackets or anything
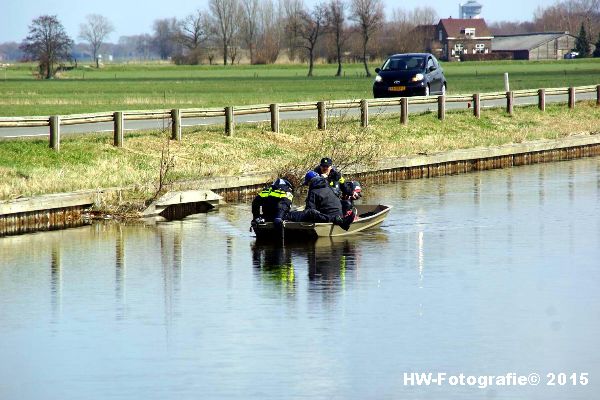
339,180,362,216
251,178,294,228
314,157,345,191
286,170,354,231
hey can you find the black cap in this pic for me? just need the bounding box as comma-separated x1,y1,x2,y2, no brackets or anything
320,157,333,167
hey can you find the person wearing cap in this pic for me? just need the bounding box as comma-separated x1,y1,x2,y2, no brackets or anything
251,178,294,228
286,170,354,231
314,157,345,189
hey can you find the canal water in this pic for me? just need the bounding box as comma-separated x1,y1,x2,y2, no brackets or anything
1,157,599,400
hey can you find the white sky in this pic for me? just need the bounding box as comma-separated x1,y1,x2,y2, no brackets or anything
1,0,551,43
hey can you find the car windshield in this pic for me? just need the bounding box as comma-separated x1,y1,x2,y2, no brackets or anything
381,56,425,71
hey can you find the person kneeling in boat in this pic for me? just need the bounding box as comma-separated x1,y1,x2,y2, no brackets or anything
314,156,345,191
251,178,294,229
340,180,362,218
286,171,355,231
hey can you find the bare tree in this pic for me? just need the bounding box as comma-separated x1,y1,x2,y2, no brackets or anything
180,10,207,51
255,0,284,63
209,0,242,65
350,0,383,77
283,0,305,61
383,6,438,54
20,15,73,79
325,0,349,77
153,18,180,60
177,10,208,64
488,20,537,35
79,14,114,68
533,0,600,40
241,0,260,64
296,3,326,76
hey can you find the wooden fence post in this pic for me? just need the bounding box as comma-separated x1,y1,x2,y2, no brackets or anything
113,111,123,147
49,116,60,151
400,97,408,125
171,109,181,141
568,87,575,109
506,91,514,115
473,93,480,118
596,85,600,106
270,103,279,133
225,106,234,136
437,95,446,120
538,89,545,111
360,99,368,128
317,101,326,130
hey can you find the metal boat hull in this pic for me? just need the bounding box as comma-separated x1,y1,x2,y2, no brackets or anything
253,204,392,240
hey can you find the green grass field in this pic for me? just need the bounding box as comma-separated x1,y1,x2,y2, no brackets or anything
0,59,599,116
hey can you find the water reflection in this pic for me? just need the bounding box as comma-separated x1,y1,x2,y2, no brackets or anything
50,245,61,321
159,222,182,330
251,243,296,295
251,236,389,302
251,238,362,295
115,225,126,319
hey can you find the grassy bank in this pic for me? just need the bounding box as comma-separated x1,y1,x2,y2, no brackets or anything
0,59,599,116
1,101,599,207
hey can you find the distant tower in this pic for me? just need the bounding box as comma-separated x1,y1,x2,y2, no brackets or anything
459,1,483,19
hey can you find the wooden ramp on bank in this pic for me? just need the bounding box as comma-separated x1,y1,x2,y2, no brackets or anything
142,190,223,220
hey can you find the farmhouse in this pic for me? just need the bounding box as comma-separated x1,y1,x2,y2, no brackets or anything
492,32,579,60
436,18,494,61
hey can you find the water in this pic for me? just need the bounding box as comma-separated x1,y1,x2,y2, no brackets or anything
1,157,599,400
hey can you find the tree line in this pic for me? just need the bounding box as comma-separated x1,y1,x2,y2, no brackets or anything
7,0,600,79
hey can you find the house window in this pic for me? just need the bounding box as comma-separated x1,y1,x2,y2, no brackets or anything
454,43,464,57
439,30,443,41
475,43,485,54
461,28,475,37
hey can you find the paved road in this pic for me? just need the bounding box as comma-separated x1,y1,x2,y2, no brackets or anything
0,92,593,139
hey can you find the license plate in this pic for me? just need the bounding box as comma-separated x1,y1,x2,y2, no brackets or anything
388,86,405,92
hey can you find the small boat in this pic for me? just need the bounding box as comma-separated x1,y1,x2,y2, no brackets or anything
252,204,392,240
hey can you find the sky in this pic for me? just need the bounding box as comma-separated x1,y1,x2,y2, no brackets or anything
1,0,552,44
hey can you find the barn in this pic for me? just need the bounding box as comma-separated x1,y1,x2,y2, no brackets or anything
492,32,578,60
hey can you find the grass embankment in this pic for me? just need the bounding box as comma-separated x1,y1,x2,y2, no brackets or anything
0,59,599,116
1,102,598,208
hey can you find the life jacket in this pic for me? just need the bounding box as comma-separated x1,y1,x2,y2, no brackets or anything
258,187,294,201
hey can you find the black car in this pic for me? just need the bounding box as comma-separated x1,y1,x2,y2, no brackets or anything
373,53,447,98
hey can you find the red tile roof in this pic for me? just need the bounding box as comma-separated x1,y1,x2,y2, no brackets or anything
439,18,493,38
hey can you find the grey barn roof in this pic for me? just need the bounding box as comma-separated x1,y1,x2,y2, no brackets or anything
492,32,572,51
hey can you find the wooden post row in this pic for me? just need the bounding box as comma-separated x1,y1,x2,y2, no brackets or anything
437,95,446,120
597,85,600,106
114,111,123,147
50,116,60,151
270,103,279,133
473,93,481,118
171,109,181,141
317,101,326,130
400,97,408,125
506,91,514,115
360,99,368,128
225,106,234,136
538,89,545,111
568,87,575,109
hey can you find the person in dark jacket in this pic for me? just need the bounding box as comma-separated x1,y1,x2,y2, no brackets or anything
339,180,362,216
287,171,354,230
314,157,345,190
251,178,294,228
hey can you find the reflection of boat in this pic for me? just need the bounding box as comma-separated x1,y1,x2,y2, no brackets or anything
253,204,392,240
